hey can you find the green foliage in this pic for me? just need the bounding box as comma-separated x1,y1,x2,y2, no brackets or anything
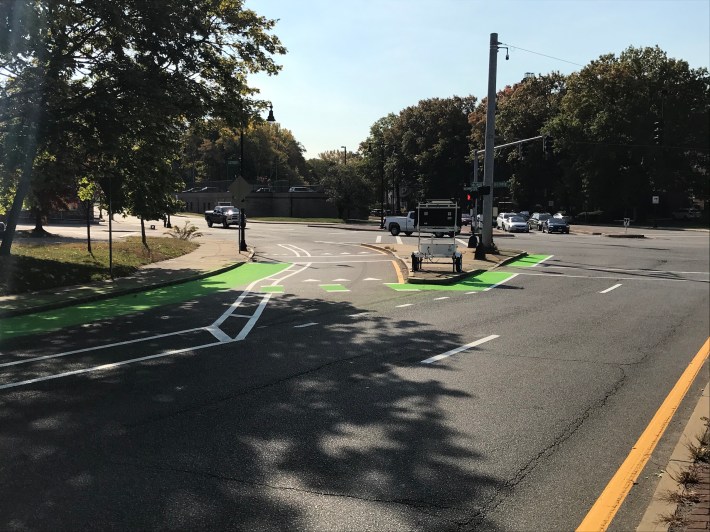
0,0,286,255
168,221,203,241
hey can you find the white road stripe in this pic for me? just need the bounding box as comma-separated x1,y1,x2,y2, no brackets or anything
600,283,622,294
376,235,382,243
484,273,519,291
396,304,413,308
234,293,271,341
206,326,233,343
0,340,225,391
294,322,318,328
433,297,449,300
349,312,370,318
363,278,381,281
514,271,707,283
531,255,554,266
332,278,350,282
396,236,403,244
421,335,499,364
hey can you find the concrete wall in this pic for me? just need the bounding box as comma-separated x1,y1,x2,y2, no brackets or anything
177,191,340,218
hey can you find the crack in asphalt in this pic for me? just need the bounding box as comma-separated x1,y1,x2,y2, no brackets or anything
457,365,629,530
105,459,467,525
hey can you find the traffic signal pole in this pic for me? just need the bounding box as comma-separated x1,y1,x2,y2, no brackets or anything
481,33,499,251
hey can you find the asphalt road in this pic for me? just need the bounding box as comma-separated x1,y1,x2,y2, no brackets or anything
0,220,708,531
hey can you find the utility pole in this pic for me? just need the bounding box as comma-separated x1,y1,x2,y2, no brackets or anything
481,33,500,250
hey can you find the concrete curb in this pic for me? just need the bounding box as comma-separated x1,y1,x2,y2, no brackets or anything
0,248,255,319
360,243,410,282
637,382,710,531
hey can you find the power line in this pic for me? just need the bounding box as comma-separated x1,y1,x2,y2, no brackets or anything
499,42,585,68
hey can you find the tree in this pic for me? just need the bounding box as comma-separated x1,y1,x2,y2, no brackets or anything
0,0,285,255
548,46,709,220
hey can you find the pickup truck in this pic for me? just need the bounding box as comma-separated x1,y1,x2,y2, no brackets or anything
383,211,460,237
205,205,241,228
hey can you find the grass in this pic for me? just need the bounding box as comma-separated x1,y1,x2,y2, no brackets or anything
0,236,198,296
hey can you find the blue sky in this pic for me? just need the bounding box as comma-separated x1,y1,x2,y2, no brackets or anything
245,0,710,158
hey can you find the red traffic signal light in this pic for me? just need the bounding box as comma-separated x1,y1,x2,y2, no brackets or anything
466,193,472,201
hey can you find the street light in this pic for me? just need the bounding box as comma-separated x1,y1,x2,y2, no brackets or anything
341,146,347,164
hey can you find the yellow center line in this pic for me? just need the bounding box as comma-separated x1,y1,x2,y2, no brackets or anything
392,260,405,284
576,337,710,532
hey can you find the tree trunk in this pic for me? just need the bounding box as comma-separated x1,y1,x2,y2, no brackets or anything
140,217,148,248
0,144,36,256
33,208,44,234
86,200,92,254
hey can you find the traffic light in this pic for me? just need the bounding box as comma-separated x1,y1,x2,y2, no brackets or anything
543,135,554,154
653,120,664,145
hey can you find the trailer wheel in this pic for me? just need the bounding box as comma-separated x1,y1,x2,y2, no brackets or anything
390,224,400,236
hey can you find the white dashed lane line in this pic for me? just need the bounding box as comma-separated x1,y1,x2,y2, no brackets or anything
600,283,622,294
294,323,318,328
421,335,499,365
396,304,414,308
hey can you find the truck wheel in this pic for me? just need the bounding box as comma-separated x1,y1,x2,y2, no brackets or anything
223,220,229,229
404,232,413,236
207,220,213,228
390,224,400,236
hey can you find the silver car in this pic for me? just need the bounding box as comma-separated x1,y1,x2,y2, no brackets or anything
503,215,530,233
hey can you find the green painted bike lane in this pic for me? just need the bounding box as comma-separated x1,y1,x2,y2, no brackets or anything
0,263,290,343
385,271,518,292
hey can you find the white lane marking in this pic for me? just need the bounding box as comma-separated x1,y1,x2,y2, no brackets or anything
513,271,708,283
363,278,381,281
290,259,396,264
206,326,233,343
332,278,350,282
600,283,622,294
303,279,321,283
396,304,413,308
285,244,311,257
340,252,351,255
465,292,479,295
0,340,225,391
294,322,318,328
535,265,709,275
278,244,302,257
359,251,370,254
433,297,449,301
456,238,469,246
421,335,499,365
531,255,554,266
0,328,207,368
483,273,519,291
235,293,271,341
396,236,403,244
376,235,382,243
323,253,332,255
349,312,370,318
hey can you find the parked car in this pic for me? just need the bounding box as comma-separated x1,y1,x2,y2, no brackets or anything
529,212,551,230
495,212,517,229
672,207,702,220
542,217,570,234
288,186,314,193
502,215,530,233
553,212,573,223
254,187,272,193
